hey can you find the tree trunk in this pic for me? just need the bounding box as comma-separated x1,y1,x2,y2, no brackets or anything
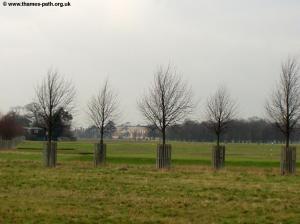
48,127,52,145
217,133,220,148
100,127,104,145
286,131,289,149
212,145,225,170
156,144,171,169
162,127,166,146
94,143,106,166
281,146,296,175
43,141,57,167
48,112,52,145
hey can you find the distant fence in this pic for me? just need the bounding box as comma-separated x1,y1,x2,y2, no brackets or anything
0,137,24,149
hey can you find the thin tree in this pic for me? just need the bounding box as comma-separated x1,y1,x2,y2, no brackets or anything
87,80,118,145
266,57,300,148
138,65,193,146
206,86,237,147
35,69,75,144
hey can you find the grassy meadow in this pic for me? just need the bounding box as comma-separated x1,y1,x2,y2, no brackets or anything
1,140,300,223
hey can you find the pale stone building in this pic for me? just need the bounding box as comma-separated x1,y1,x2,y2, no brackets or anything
112,125,149,140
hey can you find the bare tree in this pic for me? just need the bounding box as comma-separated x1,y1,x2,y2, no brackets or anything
138,65,193,146
266,57,300,148
87,80,118,145
206,86,237,147
35,69,76,144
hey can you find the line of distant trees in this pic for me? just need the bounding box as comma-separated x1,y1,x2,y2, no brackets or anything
161,118,287,143
0,112,296,144
71,117,292,143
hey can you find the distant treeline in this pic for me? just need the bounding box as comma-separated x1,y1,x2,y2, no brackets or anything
149,117,300,143
75,117,300,143
4,107,300,144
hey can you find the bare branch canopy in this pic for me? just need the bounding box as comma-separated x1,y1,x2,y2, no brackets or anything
138,65,193,145
206,86,237,146
87,79,118,144
266,57,300,148
35,69,76,143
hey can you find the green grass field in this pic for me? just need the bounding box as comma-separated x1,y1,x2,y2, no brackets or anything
1,140,300,223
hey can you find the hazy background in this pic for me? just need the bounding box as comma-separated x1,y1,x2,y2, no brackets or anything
0,0,300,127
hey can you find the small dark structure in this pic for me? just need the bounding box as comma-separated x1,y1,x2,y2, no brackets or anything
24,127,45,141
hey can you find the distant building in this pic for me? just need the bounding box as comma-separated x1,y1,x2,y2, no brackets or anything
23,127,45,141
112,125,149,140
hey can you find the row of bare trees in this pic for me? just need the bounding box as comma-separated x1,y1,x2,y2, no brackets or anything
138,65,236,169
139,57,300,173
31,56,299,174
32,65,236,168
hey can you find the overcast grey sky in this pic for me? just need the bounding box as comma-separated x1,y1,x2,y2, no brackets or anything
0,0,300,127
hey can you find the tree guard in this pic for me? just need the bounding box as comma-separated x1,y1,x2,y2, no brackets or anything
156,144,172,169
94,143,106,166
212,145,225,170
281,146,296,175
43,142,57,167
